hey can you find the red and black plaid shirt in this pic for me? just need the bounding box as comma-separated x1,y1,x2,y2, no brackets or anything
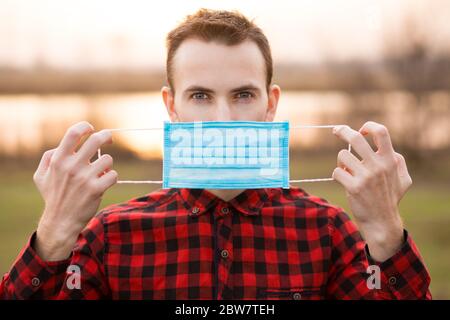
0,187,431,299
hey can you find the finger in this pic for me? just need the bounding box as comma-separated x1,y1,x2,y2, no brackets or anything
90,154,113,177
54,121,94,159
76,130,113,163
332,166,355,190
337,149,365,176
35,148,57,176
97,169,118,190
333,125,375,161
395,152,412,189
359,121,394,155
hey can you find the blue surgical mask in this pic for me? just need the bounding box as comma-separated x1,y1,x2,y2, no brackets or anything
163,121,290,189
99,121,348,188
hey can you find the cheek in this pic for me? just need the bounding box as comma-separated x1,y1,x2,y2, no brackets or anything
232,108,266,121
232,100,269,121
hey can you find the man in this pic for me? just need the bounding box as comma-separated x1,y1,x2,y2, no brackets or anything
0,9,431,299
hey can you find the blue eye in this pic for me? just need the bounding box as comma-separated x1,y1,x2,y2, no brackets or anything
236,91,254,99
192,92,209,100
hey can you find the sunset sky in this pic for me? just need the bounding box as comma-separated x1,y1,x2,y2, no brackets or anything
1,0,449,70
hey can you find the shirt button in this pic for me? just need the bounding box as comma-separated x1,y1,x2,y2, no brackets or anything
293,292,302,300
221,207,229,215
220,249,229,259
388,276,397,286
191,207,200,215
31,277,41,287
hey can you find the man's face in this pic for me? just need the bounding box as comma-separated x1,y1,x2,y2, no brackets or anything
162,38,280,122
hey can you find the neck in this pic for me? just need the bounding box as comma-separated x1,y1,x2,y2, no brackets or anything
206,189,245,202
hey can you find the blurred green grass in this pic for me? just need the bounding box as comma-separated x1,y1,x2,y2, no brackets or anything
0,154,449,299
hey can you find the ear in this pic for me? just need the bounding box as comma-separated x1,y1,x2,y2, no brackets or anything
265,84,281,122
161,86,180,122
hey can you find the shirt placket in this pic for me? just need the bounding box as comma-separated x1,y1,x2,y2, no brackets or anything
213,203,233,300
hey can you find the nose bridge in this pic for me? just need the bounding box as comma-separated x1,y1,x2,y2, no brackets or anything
216,97,231,121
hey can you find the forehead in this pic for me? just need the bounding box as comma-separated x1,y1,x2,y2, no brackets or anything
171,38,266,91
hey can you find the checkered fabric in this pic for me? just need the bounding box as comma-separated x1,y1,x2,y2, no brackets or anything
0,187,431,299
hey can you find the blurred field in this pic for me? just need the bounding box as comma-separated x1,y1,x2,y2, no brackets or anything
0,153,449,298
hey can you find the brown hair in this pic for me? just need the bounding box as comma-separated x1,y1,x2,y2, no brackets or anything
165,8,273,92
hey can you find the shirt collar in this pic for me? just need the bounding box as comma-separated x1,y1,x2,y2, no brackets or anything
176,188,272,217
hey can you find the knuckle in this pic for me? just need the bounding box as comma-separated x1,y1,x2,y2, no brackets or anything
102,154,113,165
43,149,53,157
366,170,377,182
407,176,413,187
376,124,388,136
67,165,80,178
371,164,384,176
80,120,93,128
395,152,406,164
41,150,52,163
74,121,93,132
57,158,70,171
337,149,348,159
342,125,351,131
349,132,363,145
50,155,63,169
349,181,363,194
67,127,84,140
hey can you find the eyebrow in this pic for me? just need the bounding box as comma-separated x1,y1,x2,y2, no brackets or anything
183,84,262,96
230,85,261,95
184,86,215,95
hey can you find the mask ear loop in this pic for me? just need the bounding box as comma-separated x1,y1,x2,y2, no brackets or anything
289,125,351,183
96,125,351,184
97,127,164,184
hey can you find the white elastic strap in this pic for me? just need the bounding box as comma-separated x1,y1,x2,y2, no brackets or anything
107,127,163,132
290,125,352,182
98,124,351,184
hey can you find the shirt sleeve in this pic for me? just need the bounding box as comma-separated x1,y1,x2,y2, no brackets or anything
326,210,431,299
0,213,110,300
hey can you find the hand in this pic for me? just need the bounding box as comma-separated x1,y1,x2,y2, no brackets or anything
33,121,118,261
332,121,412,262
